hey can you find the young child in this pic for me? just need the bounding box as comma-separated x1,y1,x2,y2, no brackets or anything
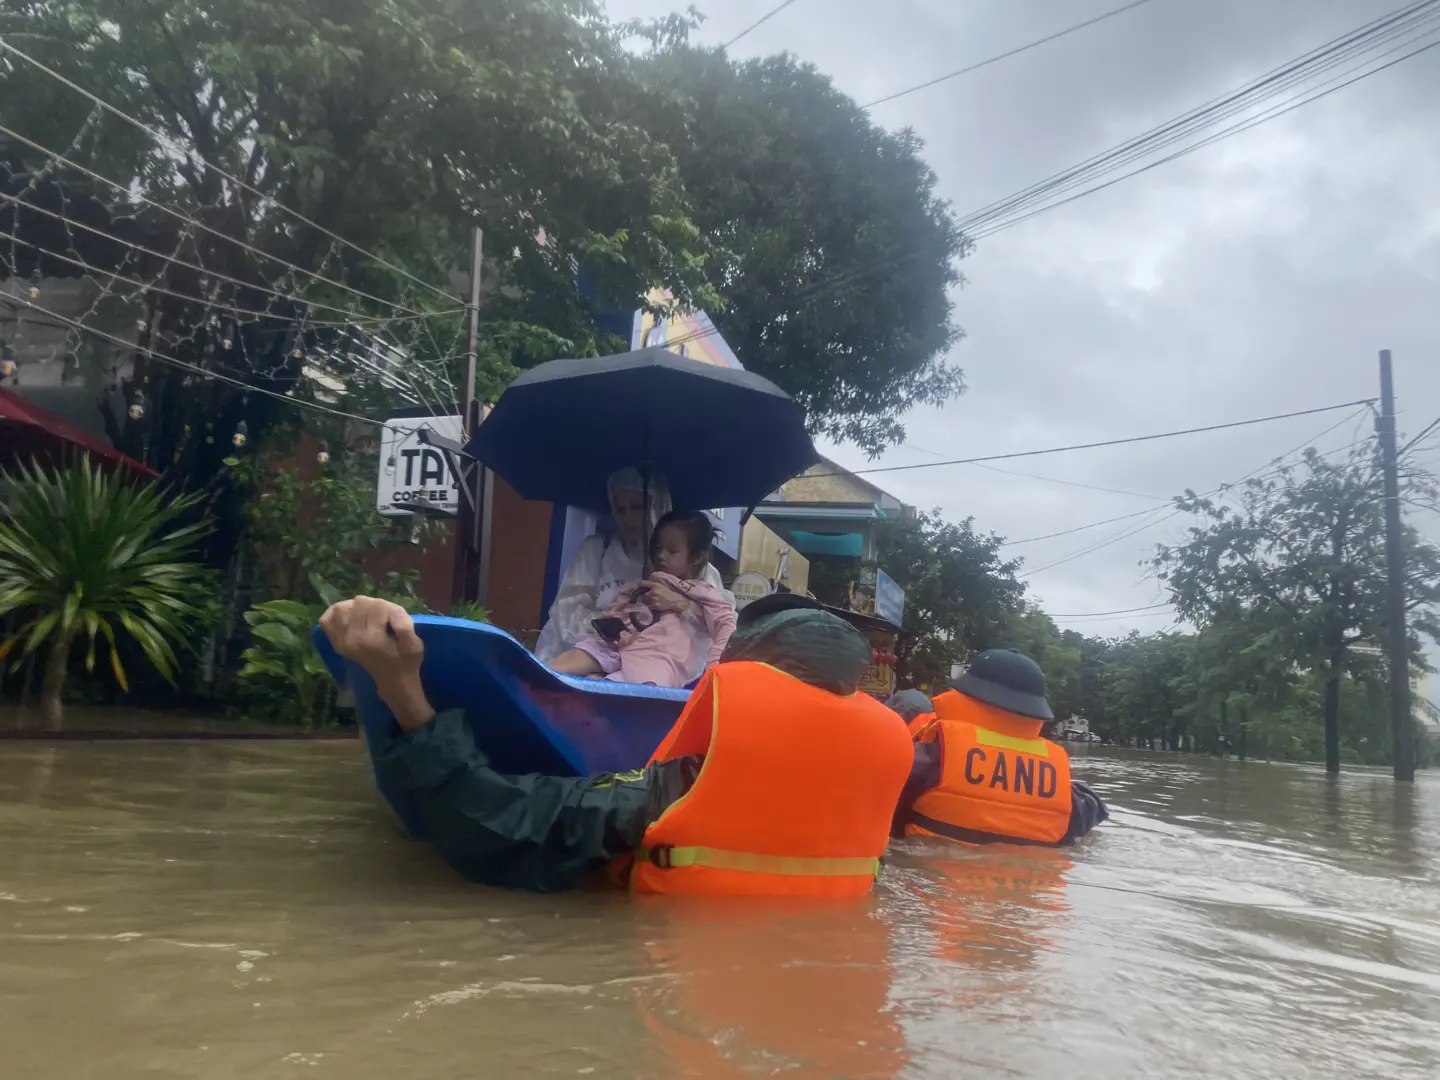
551,510,737,688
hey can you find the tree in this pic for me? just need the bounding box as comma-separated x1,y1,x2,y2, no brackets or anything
874,511,1024,688
1154,443,1440,772
0,459,214,726
1089,631,1194,750
0,0,718,571
635,43,967,454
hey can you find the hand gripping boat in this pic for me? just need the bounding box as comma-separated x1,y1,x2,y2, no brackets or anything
312,616,689,837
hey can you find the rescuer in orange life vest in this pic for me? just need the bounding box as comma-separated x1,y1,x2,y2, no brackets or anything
319,593,915,895
887,650,1109,846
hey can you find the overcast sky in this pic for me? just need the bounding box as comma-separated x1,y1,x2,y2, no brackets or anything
605,0,1440,655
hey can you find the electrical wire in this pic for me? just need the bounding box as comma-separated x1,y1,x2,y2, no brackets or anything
8,292,387,425
810,399,1377,479
1400,415,1440,456
997,405,1375,548
0,122,445,319
1019,423,1378,577
0,38,461,306
960,0,1440,235
652,1,1440,354
1040,602,1174,618
971,35,1440,238
725,0,804,48
863,0,1161,109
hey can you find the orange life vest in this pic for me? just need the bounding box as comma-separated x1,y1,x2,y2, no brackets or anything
905,690,1072,846
624,661,914,896
906,711,934,737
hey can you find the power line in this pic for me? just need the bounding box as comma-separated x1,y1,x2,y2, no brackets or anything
725,0,804,48
863,0,1161,109
970,33,1440,239
825,399,1377,478
0,122,442,320
8,292,386,427
1002,504,1172,547
653,1,1440,353
1401,415,1440,456
972,461,1164,500
1019,423,1376,577
0,38,460,306
1,190,398,326
958,0,1440,235
1043,602,1174,618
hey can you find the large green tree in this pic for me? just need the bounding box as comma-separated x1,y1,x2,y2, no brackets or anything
635,42,967,454
1154,444,1440,772
0,0,715,485
874,511,1024,688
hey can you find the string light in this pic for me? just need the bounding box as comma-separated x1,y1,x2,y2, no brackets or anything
127,388,146,420
384,454,396,476
316,440,330,465
28,267,41,298
232,419,248,448
0,357,17,379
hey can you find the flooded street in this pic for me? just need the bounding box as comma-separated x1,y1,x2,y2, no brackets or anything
1,743,1436,1079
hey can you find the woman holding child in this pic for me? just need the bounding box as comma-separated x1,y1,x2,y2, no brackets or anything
534,467,735,688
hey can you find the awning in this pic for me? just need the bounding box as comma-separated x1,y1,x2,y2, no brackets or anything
0,387,157,478
788,530,864,557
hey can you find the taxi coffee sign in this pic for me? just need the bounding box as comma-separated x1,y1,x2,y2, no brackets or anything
376,414,464,517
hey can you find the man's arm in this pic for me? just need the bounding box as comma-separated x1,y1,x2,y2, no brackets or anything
369,709,691,892
1061,780,1109,845
891,740,942,839
319,596,698,892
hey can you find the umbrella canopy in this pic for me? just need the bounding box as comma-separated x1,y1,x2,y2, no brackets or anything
466,347,817,514
0,387,157,478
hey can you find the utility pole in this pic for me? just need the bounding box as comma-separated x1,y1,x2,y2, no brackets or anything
450,227,488,610
1377,349,1415,782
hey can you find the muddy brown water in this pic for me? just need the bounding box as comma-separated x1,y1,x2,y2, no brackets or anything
1,742,1436,1079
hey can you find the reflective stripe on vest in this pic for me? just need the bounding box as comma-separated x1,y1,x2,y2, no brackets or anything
627,662,914,897
907,691,1071,846
640,845,881,878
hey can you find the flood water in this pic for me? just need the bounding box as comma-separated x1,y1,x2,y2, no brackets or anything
1,743,1437,1079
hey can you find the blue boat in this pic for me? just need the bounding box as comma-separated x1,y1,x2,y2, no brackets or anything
312,616,689,837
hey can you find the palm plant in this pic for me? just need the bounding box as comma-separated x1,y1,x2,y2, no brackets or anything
0,458,214,727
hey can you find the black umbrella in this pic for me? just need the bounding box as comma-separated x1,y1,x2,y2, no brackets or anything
465,347,817,514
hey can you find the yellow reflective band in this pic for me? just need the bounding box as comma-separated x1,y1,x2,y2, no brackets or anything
975,728,1050,756
642,846,881,878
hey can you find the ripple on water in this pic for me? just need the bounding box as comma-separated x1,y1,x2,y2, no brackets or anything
0,742,1437,1078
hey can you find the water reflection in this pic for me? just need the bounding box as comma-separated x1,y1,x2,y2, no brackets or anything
633,898,906,1079
0,743,1437,1078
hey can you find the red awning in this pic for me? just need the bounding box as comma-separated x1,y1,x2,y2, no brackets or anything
0,387,159,479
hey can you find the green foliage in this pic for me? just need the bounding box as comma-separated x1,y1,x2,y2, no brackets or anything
450,601,490,624
874,511,1025,688
235,571,340,728
227,422,432,606
1153,442,1440,768
0,458,215,725
635,45,968,454
0,0,718,493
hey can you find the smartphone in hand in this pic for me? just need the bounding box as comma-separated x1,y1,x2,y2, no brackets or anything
591,617,628,643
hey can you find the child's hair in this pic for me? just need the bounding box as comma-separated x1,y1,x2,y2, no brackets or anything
650,509,715,573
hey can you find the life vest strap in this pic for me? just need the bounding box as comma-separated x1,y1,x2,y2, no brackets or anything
641,844,881,878
909,813,1065,848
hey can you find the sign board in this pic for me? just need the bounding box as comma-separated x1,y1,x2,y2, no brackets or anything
730,571,773,610
857,628,898,698
376,414,464,517
874,568,905,627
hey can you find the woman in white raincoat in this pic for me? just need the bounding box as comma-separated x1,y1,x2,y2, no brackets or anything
533,467,731,683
